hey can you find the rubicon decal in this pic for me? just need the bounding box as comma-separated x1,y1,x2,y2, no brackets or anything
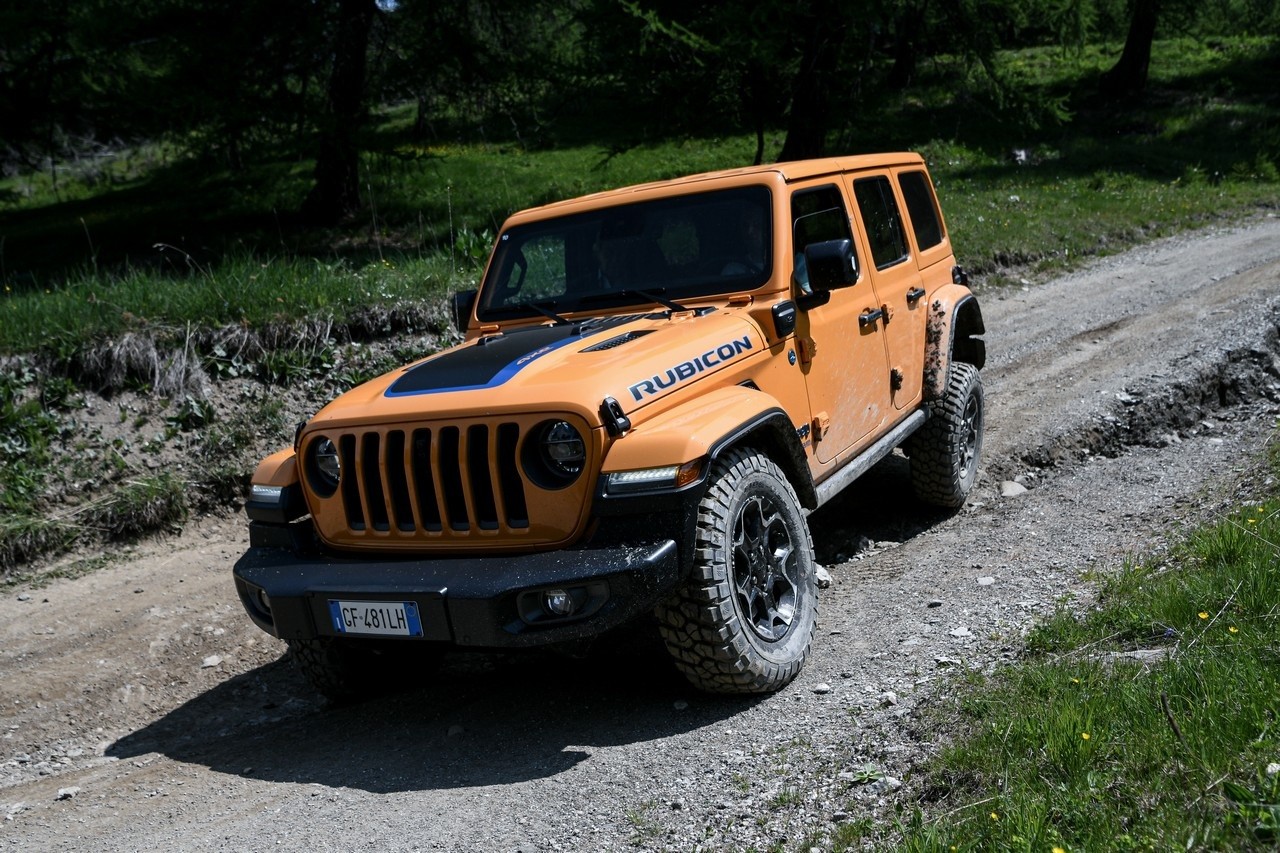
628,335,754,401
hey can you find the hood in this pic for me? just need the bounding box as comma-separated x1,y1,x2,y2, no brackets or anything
306,309,765,430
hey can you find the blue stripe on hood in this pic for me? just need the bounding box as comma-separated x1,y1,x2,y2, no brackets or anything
385,316,639,397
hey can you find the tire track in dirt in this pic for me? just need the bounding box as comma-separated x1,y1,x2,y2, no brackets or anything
2,216,1279,851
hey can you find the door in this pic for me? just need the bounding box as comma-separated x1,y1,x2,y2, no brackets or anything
848,173,927,409
789,183,892,464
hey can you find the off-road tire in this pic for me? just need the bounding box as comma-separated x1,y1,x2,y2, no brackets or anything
655,448,817,694
910,361,983,508
287,637,427,704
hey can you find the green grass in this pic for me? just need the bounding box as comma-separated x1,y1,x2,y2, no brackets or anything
0,360,67,515
1,250,461,355
0,471,188,576
895,432,1280,852
1,34,1278,574
2,36,1277,357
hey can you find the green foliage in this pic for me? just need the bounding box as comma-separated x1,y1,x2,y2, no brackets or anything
0,361,62,514
164,394,216,432
0,250,457,354
0,516,78,577
901,444,1280,852
89,472,188,540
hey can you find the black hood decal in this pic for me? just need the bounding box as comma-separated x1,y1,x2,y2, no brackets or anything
387,315,641,397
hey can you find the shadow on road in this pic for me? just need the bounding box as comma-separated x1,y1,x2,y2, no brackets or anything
107,627,758,794
108,454,951,794
808,453,957,565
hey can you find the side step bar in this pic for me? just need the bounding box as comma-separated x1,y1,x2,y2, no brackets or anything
809,409,929,512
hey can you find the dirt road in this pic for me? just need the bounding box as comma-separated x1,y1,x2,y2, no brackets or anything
3,215,1279,851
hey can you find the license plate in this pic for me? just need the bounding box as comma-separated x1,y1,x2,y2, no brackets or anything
328,600,423,637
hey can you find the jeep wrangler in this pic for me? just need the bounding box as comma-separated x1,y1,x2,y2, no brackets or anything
233,153,986,700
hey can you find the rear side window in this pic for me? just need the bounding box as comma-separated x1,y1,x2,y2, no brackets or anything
853,176,909,270
898,170,944,251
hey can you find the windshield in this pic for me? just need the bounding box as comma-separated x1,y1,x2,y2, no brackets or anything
477,186,772,320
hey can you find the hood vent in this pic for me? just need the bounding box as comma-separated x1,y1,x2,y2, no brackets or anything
581,330,654,352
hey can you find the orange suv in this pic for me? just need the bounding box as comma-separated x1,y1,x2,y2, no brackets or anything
234,154,986,700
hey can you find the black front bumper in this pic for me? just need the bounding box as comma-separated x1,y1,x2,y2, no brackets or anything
232,532,682,649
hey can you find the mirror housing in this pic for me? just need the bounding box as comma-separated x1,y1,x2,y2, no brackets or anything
451,289,478,332
803,239,858,291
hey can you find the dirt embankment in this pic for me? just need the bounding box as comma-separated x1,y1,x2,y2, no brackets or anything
2,215,1279,851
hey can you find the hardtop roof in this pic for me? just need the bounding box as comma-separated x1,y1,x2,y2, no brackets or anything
504,152,926,224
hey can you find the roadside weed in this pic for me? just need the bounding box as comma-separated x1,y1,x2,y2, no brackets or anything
899,441,1280,851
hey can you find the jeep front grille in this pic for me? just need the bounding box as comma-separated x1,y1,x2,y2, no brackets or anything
336,424,528,534
304,416,594,550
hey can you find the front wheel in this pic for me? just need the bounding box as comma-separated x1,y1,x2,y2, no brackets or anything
287,637,437,704
655,448,817,694
910,361,984,508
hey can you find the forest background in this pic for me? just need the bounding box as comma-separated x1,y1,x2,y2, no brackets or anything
0,0,1277,569
3,0,1278,281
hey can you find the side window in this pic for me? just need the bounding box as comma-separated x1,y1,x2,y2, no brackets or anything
790,185,855,292
853,176,909,270
898,170,944,251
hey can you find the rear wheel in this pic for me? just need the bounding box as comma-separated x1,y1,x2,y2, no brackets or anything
910,361,984,508
656,448,817,694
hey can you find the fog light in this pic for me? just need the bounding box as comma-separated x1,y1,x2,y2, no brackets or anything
543,589,574,617
256,588,272,613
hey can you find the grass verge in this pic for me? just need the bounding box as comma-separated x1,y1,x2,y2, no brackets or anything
0,472,188,582
895,430,1280,852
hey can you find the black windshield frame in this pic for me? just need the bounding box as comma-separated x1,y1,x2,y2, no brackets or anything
476,186,773,322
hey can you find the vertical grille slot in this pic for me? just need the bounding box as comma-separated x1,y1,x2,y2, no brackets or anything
438,426,469,531
497,423,528,528
410,429,442,531
466,425,499,530
361,432,390,532
339,434,364,530
385,430,415,532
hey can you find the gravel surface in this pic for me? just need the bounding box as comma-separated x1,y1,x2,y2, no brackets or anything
2,214,1279,851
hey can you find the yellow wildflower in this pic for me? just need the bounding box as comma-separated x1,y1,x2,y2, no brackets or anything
1081,732,1091,741
1198,611,1209,619
1229,626,1239,634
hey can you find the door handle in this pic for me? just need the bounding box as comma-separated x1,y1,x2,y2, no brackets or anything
858,307,884,328
906,286,926,303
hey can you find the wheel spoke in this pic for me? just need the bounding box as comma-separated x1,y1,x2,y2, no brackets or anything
733,492,798,642
960,394,980,474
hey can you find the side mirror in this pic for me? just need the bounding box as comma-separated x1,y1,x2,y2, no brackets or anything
803,239,858,291
451,289,478,332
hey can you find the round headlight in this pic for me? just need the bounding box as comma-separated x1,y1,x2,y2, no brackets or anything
543,420,585,476
522,420,586,488
308,436,341,496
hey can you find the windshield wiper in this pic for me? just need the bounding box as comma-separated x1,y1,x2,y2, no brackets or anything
581,288,688,313
513,299,571,325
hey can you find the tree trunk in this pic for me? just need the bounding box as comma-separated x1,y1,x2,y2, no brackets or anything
744,62,767,166
777,2,842,163
1101,0,1160,98
301,0,376,225
887,3,928,91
